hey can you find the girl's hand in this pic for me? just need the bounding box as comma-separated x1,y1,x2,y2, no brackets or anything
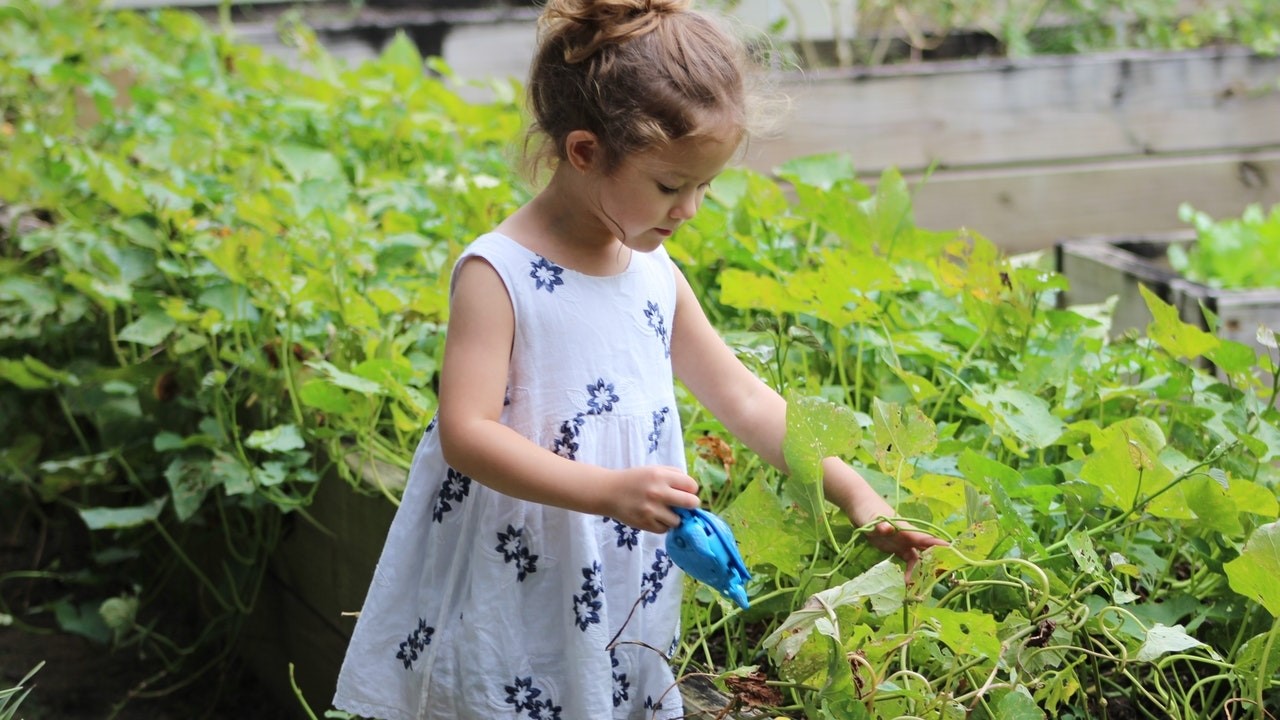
849,494,948,582
604,466,700,535
863,520,949,582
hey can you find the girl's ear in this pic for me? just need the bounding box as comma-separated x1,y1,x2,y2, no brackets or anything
564,130,600,174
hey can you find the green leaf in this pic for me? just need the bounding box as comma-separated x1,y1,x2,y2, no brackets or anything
1079,418,1183,516
245,424,305,453
275,144,344,184
994,686,1045,719
957,451,1045,555
117,310,176,345
871,399,937,480
763,559,905,666
1135,623,1208,662
783,394,862,520
213,452,254,495
1139,284,1218,359
53,599,111,644
775,153,856,190
718,268,807,315
963,387,1066,454
0,357,50,389
1224,520,1280,617
721,477,815,578
164,456,213,522
299,378,354,413
305,360,385,395
78,497,166,530
917,606,1001,661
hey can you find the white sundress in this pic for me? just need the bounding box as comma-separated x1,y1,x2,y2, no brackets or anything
333,232,688,720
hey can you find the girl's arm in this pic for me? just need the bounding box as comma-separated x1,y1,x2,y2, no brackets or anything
668,262,945,573
436,257,700,534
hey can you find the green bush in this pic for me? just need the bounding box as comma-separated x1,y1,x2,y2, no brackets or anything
1,0,522,683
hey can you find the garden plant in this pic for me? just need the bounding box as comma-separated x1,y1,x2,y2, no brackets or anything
2,2,1280,718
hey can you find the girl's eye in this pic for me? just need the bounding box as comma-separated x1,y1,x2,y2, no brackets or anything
658,183,679,195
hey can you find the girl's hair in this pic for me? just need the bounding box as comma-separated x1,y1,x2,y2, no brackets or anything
524,0,752,175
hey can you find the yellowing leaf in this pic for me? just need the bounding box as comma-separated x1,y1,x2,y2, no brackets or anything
1139,283,1218,359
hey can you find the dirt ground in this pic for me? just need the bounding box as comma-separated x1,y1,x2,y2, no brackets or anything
0,626,289,720
1,502,293,720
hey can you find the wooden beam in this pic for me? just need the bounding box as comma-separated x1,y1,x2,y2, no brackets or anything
904,149,1280,253
744,46,1280,177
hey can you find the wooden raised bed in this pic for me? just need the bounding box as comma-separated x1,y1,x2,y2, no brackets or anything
100,3,1280,254
1056,232,1280,364
751,46,1280,253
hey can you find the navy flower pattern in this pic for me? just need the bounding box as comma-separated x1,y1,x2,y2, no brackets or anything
552,415,585,460
640,549,673,606
432,467,472,522
611,651,630,707
497,525,539,581
530,257,565,293
572,561,604,631
644,301,670,357
504,676,562,719
550,378,619,461
395,618,434,670
585,378,619,415
602,516,640,550
647,407,670,453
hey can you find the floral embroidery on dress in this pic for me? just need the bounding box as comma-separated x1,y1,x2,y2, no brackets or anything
504,676,562,719
602,516,640,550
425,414,438,433
550,378,619,460
496,525,539,581
572,561,604,631
640,548,673,606
552,415,585,460
585,378,619,415
644,695,664,712
647,407,670,453
530,257,565,293
431,467,472,522
395,618,434,670
610,651,630,707
644,301,670,358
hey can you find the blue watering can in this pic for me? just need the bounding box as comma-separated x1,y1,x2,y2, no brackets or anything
665,506,751,609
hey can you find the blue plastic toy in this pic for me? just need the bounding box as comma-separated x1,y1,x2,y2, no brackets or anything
665,506,752,609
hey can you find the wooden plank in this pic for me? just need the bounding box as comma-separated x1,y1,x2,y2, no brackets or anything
743,46,1280,176
1058,233,1280,385
906,149,1280,253
1056,233,1191,337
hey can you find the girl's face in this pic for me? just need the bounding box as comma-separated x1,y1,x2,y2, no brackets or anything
593,132,739,253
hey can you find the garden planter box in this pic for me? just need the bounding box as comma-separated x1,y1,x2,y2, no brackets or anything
239,457,402,719
754,46,1280,254
1055,232,1280,364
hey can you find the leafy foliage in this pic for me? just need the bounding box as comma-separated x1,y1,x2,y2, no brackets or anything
668,156,1280,717
1,0,523,689
1170,202,1280,289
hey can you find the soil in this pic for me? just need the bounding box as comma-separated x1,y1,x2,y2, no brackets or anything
0,501,295,720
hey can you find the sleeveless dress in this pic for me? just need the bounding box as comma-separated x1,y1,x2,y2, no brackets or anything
333,232,687,720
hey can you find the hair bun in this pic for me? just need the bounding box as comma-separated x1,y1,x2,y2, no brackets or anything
540,0,693,63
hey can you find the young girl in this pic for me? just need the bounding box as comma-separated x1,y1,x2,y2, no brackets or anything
332,1,944,718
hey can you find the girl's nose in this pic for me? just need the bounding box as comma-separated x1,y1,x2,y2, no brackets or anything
670,192,700,221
